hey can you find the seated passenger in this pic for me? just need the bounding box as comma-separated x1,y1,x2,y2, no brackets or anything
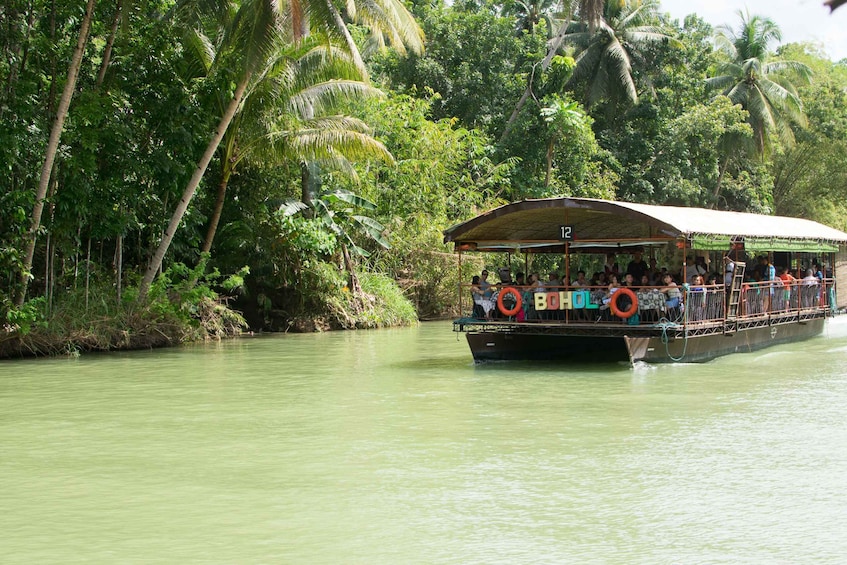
470,275,489,319
690,274,706,289
530,272,544,292
571,270,588,287
601,274,620,306
687,274,707,320
662,273,681,310
523,273,542,320
479,270,492,299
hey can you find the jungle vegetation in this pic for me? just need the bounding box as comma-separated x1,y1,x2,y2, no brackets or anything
2,0,846,355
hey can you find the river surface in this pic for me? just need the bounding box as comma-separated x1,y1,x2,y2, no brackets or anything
3,319,847,563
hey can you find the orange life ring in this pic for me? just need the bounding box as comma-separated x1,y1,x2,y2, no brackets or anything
497,286,523,317
610,287,638,318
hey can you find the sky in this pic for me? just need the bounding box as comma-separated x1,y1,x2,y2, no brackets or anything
658,0,847,62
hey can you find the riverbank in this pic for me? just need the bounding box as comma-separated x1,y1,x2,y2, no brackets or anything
1,270,420,360
0,295,246,359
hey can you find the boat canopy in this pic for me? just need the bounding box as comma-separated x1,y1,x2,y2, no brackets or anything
443,197,847,254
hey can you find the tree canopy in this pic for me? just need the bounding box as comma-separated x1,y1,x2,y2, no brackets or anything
2,0,847,339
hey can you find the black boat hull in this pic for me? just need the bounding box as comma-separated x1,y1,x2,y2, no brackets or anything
466,318,826,364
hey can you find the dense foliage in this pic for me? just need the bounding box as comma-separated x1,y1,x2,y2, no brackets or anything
2,0,847,353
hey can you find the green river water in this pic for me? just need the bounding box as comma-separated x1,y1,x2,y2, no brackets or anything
3,319,847,563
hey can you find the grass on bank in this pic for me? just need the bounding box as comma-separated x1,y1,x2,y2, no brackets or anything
1,260,248,358
2,260,418,358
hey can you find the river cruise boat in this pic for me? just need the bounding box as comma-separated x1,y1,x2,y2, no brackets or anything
445,197,847,364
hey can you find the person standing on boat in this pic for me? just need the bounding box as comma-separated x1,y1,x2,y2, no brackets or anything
762,256,777,312
801,268,820,308
626,250,649,281
779,267,796,310
692,255,708,277
604,254,619,277
764,257,776,283
723,256,735,287
646,257,659,284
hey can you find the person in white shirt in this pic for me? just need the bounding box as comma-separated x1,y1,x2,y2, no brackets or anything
723,257,735,287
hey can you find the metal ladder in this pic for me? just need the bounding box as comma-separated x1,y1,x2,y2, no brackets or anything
726,261,746,322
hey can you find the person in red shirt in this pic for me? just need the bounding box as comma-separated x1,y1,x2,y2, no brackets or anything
778,267,796,310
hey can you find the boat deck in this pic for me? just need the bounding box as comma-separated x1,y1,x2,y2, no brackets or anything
454,308,829,340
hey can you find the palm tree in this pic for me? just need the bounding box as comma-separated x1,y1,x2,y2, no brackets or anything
705,10,811,156
565,0,679,108
502,0,559,35
285,0,423,77
194,36,393,254
138,0,423,299
500,0,619,142
138,0,284,299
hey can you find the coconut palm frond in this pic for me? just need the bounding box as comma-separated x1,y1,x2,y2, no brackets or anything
705,10,811,155
279,199,310,217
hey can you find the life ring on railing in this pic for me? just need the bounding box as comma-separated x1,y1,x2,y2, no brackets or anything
497,286,523,317
610,287,638,319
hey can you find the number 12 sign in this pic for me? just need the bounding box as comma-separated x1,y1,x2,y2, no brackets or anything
559,225,574,241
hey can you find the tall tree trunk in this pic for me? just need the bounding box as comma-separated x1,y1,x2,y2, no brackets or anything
115,234,122,302
545,138,554,187
48,235,55,314
16,0,96,306
47,0,58,119
500,13,573,144
95,0,122,88
712,154,730,209
138,73,251,299
44,233,51,312
200,170,232,254
341,243,362,300
85,236,91,311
